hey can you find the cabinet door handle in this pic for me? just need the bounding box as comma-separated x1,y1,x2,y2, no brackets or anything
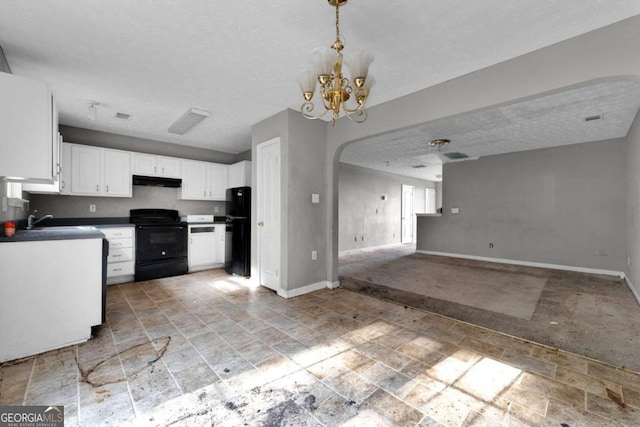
154,166,157,173
162,167,165,173
113,254,121,258
113,268,122,272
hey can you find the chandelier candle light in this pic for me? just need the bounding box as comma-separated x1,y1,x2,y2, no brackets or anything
297,0,375,125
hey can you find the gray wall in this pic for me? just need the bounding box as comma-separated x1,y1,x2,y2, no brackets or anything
339,163,436,252
626,110,640,296
324,16,640,283
30,186,224,218
416,139,627,271
251,109,328,292
60,126,239,164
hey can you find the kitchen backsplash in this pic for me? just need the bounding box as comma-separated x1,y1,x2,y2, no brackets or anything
28,185,225,219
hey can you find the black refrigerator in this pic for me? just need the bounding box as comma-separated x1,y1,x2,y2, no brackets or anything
225,186,251,276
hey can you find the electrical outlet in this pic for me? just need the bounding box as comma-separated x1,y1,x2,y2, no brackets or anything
311,250,317,260
89,204,96,213
489,243,494,248
214,206,219,213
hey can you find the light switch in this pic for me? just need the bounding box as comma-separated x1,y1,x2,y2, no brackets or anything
312,193,320,204
451,207,460,214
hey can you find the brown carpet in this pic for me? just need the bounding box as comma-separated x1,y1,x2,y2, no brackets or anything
340,251,545,319
339,244,640,372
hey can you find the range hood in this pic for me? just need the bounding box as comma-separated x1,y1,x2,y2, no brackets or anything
132,175,182,188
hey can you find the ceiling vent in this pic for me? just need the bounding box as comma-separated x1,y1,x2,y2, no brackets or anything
443,152,469,160
584,114,603,122
115,112,131,120
412,164,427,168
168,108,210,135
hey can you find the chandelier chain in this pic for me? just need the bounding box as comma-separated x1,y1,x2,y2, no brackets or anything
335,2,340,43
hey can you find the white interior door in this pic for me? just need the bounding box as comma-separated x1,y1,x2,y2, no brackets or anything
401,184,414,243
425,188,436,214
257,138,281,292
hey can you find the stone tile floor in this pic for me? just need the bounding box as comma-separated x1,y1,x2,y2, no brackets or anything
1,269,639,426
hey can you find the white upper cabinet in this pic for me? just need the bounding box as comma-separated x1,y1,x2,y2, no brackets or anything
209,163,228,200
69,144,131,197
0,72,59,183
180,160,228,201
70,145,102,195
103,150,132,196
227,160,251,189
132,153,181,178
180,159,208,200
23,133,62,194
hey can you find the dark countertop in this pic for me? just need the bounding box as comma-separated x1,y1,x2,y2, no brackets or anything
0,226,106,243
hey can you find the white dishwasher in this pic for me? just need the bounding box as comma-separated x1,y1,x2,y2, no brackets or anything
183,215,225,272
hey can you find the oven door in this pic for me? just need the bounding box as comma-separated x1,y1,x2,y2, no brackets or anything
135,223,188,262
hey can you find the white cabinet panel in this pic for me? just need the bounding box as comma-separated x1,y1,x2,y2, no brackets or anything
215,224,226,264
68,144,131,197
133,153,181,178
0,72,58,183
71,145,102,195
23,133,63,194
158,157,181,178
188,224,224,271
133,153,156,176
103,150,131,197
99,226,135,285
188,232,216,271
227,160,251,189
180,159,208,200
180,160,228,201
209,163,228,200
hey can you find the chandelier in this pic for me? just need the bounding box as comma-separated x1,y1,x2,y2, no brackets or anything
296,0,375,125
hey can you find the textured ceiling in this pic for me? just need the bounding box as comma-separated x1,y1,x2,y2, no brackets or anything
0,1,639,156
340,80,640,181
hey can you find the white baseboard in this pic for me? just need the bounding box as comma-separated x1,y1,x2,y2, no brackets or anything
624,276,640,305
339,242,410,256
415,250,625,278
277,281,336,299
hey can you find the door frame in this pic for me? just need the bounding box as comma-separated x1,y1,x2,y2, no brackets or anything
256,137,282,293
401,184,414,243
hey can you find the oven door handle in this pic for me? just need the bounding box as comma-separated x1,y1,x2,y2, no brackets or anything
136,224,187,230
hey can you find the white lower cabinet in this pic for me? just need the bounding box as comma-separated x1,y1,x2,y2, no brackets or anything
99,226,135,284
188,224,225,272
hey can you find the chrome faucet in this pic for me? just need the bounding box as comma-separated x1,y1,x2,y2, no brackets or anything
27,210,53,229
